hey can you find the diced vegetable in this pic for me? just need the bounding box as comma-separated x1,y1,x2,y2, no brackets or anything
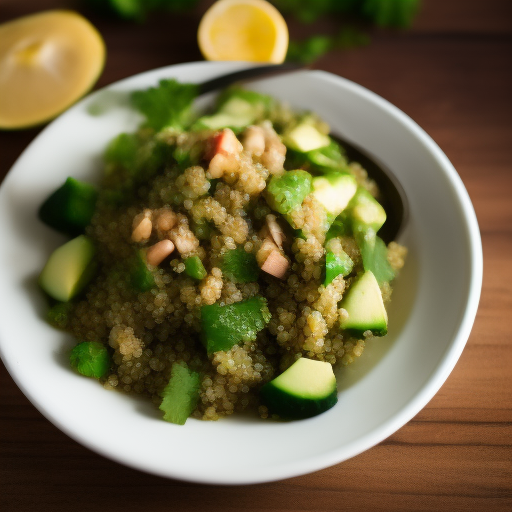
194,87,273,131
311,173,357,217
200,296,271,354
38,177,97,236
349,187,387,234
70,341,110,379
305,138,346,169
355,230,395,285
221,246,259,283
283,122,330,152
159,362,201,425
129,249,156,292
184,256,207,280
339,270,388,336
265,170,312,214
46,302,73,330
324,238,353,285
39,235,96,302
260,358,338,419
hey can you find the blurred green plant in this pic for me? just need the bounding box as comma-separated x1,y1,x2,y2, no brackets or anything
87,0,199,21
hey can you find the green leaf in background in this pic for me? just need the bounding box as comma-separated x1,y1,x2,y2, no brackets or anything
88,0,199,21
362,0,420,28
131,79,199,132
286,35,333,64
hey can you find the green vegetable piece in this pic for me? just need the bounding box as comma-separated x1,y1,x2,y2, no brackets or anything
324,238,353,286
70,341,110,379
184,256,207,281
159,362,201,425
201,296,271,354
311,172,357,217
129,249,156,292
265,170,312,215
306,139,346,169
325,215,348,241
339,270,388,336
132,79,199,132
349,187,387,234
221,246,259,283
39,235,97,302
190,218,214,240
283,123,330,153
260,358,338,419
104,133,139,172
355,230,395,285
46,302,73,330
38,177,97,236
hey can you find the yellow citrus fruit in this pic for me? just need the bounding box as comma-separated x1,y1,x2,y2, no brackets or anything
0,10,105,130
198,0,288,64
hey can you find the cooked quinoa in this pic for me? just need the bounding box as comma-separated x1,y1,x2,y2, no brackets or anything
41,83,406,422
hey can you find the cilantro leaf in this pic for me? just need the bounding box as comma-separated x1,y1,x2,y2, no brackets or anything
131,79,199,132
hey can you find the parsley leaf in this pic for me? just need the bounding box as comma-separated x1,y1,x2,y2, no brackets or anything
131,79,199,132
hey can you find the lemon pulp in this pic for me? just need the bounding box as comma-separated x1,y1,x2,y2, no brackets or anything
0,10,105,129
198,0,288,63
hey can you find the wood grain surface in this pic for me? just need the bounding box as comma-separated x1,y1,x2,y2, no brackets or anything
1,1,511,510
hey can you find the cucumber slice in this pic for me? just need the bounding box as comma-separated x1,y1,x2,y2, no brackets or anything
39,235,96,302
184,256,207,281
265,170,312,215
201,296,271,354
159,362,201,425
283,123,331,153
312,173,357,217
38,177,97,236
324,238,353,286
339,270,388,336
349,187,387,233
260,358,338,419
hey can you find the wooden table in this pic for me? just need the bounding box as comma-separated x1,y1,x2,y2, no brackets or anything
1,1,511,510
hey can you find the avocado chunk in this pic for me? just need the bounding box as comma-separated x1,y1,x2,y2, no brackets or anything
38,177,97,236
184,256,207,281
355,230,395,285
312,173,357,217
221,246,259,283
339,270,388,336
260,358,338,419
159,362,201,425
349,187,387,234
324,238,354,286
39,235,96,302
283,123,331,153
200,296,271,354
70,341,110,379
265,170,312,215
306,138,346,170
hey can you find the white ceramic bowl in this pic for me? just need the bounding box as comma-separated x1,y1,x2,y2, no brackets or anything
0,62,482,484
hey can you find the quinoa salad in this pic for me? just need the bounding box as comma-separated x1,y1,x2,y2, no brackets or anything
38,80,407,423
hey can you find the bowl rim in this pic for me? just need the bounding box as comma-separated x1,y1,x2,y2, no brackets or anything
0,61,483,484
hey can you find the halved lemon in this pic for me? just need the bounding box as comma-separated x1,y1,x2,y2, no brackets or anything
0,10,105,130
198,0,288,63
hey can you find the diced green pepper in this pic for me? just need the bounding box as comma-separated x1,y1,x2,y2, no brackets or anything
221,246,259,283
159,362,201,425
38,177,97,236
265,170,312,215
201,296,271,354
129,249,156,292
184,256,207,280
70,341,110,379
